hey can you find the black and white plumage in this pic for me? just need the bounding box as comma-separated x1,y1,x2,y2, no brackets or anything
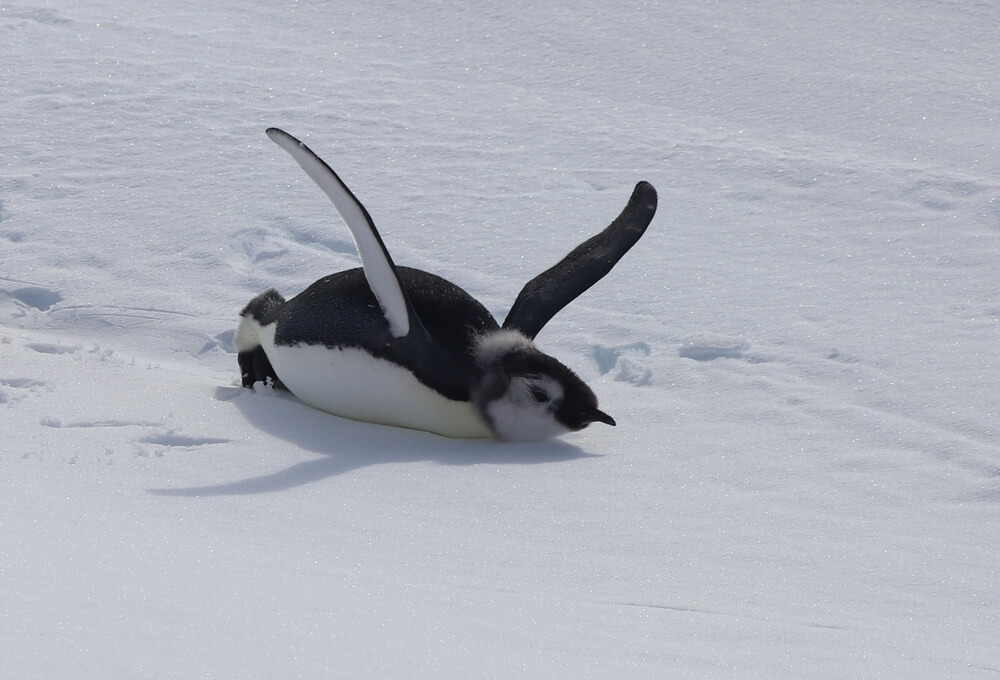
235,128,656,441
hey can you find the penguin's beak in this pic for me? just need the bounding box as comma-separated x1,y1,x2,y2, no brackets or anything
590,408,616,427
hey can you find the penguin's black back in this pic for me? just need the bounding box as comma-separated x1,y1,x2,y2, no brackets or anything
271,267,499,399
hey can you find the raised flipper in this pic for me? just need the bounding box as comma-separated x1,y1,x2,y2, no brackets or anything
266,127,411,338
503,181,657,339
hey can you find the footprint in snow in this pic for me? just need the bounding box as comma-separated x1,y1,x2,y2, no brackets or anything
678,333,749,361
139,433,232,447
198,328,237,355
25,342,78,355
134,432,233,458
0,376,49,405
593,342,653,386
3,286,63,311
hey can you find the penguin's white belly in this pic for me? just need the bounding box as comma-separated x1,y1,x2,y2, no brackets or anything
257,325,491,439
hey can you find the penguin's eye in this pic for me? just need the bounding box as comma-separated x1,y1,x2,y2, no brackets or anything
529,385,550,403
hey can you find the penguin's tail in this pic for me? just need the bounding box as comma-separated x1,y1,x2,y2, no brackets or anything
234,289,284,351
235,289,286,390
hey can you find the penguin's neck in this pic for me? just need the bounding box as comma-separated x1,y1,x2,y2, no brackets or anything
473,329,535,367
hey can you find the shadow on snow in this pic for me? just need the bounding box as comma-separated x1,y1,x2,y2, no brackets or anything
149,386,597,497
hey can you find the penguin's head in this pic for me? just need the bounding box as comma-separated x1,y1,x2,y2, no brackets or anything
472,331,616,441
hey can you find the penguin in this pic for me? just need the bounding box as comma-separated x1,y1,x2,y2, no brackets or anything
235,128,657,441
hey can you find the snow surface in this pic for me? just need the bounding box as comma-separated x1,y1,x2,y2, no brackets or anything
2,0,999,677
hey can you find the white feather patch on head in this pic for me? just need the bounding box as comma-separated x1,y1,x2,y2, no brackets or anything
473,329,535,366
485,375,568,441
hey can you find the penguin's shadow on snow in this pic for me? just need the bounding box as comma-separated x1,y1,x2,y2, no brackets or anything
150,387,597,497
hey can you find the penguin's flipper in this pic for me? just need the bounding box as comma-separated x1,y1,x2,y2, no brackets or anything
266,127,411,338
502,181,657,339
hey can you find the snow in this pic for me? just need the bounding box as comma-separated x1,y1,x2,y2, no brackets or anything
2,0,998,677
